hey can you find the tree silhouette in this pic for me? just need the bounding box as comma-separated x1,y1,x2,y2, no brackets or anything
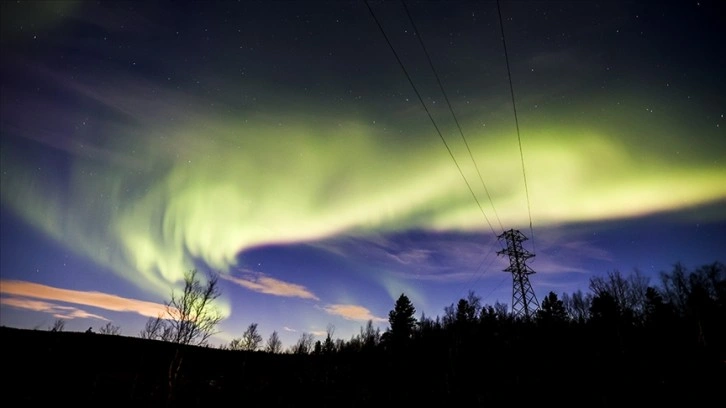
227,338,242,351
291,332,314,354
387,293,417,346
455,297,478,325
536,291,568,325
99,322,121,335
659,262,692,314
231,323,262,351
589,291,625,351
589,269,649,325
137,269,224,405
442,302,456,327
416,311,441,333
590,291,620,324
6,260,726,406
659,262,726,346
50,319,65,332
561,290,591,324
643,286,673,328
443,294,479,328
140,314,173,341
265,330,282,353
323,324,336,354
166,269,223,346
359,319,381,351
140,269,223,347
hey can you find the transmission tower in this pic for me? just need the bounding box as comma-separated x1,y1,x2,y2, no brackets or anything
497,229,539,319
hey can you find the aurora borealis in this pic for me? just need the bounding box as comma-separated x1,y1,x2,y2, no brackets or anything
1,1,724,347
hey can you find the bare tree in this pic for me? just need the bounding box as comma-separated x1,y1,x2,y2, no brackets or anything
140,315,163,339
456,298,477,324
167,269,223,346
659,262,726,346
660,262,691,314
241,323,263,351
493,301,509,319
346,333,363,352
442,302,456,327
466,290,483,318
140,314,173,341
139,270,222,347
443,292,482,328
265,330,282,353
140,269,223,405
291,332,314,354
360,319,381,349
99,322,122,335
562,290,592,323
229,323,263,351
417,311,441,335
589,269,649,324
227,338,242,351
50,319,65,332
323,324,336,354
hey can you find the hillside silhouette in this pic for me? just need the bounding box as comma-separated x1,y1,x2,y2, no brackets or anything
3,261,724,407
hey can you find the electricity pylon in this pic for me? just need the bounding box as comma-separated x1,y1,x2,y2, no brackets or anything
497,229,539,319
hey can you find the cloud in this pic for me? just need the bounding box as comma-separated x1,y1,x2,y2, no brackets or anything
388,248,434,265
220,271,319,300
1,297,109,321
0,280,167,318
310,330,327,337
317,232,505,283
322,304,387,323
283,326,296,332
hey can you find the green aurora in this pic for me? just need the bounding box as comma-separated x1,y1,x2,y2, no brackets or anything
2,84,724,300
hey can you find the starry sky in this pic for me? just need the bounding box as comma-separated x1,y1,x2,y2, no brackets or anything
1,0,724,348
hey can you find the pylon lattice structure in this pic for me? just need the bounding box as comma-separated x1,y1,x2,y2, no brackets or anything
497,229,539,320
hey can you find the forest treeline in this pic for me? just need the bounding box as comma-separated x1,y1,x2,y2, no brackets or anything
220,261,725,358
5,261,725,407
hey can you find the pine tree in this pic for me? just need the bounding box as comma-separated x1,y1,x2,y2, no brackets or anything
536,291,568,325
388,293,417,345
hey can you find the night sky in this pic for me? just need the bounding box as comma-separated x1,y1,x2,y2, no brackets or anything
1,0,724,348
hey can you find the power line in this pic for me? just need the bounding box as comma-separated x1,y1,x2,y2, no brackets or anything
401,0,504,233
455,237,501,300
364,0,500,241
496,0,536,253
482,275,511,305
